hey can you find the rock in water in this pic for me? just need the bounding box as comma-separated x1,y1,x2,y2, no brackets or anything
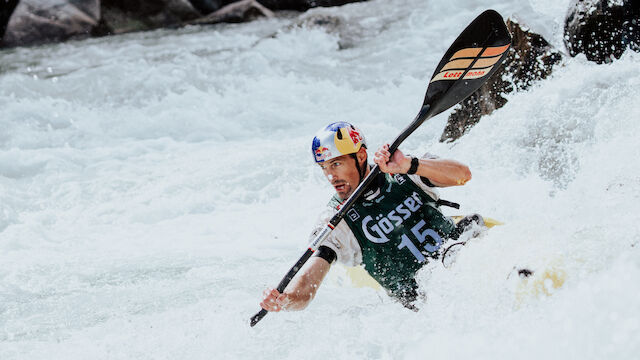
0,0,19,42
257,0,367,11
1,0,369,47
95,0,200,35
188,0,273,26
188,0,224,15
440,19,563,143
291,13,363,49
2,0,100,47
564,0,640,64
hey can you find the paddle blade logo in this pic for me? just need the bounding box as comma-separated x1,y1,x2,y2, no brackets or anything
430,44,510,83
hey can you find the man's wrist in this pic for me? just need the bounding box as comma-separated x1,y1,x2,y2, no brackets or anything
406,156,419,175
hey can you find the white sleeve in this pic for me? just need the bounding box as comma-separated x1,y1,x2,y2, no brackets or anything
407,173,441,200
309,207,362,267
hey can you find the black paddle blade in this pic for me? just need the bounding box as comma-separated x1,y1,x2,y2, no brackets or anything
424,9,512,118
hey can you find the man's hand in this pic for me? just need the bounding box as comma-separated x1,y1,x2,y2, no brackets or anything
375,143,472,186
257,257,331,312
260,288,291,312
374,143,411,174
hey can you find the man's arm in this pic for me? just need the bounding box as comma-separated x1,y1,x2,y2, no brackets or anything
259,256,332,312
374,143,471,187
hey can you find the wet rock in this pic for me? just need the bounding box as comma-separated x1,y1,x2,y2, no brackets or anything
564,0,639,64
291,10,386,50
188,0,224,15
2,0,100,47
1,0,369,47
296,13,342,30
440,19,563,143
292,13,357,49
186,0,368,15
188,0,273,25
257,0,367,12
0,0,19,42
94,0,200,36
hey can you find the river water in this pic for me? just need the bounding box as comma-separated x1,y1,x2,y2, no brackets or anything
1,0,639,358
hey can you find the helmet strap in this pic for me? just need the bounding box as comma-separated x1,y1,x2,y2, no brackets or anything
351,153,367,184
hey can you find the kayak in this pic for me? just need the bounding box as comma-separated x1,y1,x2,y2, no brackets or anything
513,260,566,305
452,216,503,228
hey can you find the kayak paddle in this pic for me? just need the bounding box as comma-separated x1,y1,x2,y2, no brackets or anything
250,9,512,327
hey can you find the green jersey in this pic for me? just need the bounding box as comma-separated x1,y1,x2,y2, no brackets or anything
313,171,456,303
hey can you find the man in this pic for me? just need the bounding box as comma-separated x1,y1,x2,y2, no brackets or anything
260,121,482,312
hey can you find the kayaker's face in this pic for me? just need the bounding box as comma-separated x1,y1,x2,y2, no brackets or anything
319,152,364,200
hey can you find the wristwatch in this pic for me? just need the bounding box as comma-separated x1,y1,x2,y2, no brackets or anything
407,156,419,175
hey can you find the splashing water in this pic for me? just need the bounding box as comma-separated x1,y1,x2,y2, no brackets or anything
1,0,639,358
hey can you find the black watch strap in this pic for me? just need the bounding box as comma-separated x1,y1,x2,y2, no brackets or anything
407,156,419,175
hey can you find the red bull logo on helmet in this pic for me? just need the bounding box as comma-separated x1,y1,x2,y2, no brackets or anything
347,127,363,145
314,146,331,162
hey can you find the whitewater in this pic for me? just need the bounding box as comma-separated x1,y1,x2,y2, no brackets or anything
1,0,638,358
